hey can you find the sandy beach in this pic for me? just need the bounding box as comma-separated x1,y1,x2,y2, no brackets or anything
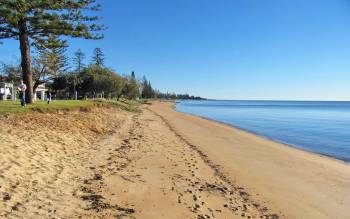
1,102,349,218
149,102,350,219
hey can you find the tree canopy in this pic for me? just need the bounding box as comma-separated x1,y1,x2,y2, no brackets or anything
91,47,105,67
73,49,86,74
0,0,104,103
0,0,104,43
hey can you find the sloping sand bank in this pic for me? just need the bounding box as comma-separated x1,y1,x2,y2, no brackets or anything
0,107,133,218
1,102,348,218
149,101,350,219
1,104,278,218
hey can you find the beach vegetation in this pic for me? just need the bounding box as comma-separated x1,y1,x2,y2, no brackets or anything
73,49,86,74
91,47,105,67
122,71,140,100
0,99,139,115
141,76,155,99
0,0,104,103
33,35,69,92
0,1,203,103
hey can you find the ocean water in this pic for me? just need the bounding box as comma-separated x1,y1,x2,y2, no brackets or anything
175,100,350,162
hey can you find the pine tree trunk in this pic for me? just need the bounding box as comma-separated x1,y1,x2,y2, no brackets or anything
18,19,34,104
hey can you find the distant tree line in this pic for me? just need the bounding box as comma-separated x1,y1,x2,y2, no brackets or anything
156,93,204,100
0,0,203,102
0,46,203,101
140,76,204,100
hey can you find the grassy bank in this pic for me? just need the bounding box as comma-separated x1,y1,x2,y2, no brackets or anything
105,99,140,112
0,99,140,115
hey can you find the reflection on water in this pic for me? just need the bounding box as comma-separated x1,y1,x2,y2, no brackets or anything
176,100,350,162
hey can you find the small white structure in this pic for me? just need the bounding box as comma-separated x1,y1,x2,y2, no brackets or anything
0,82,16,100
0,82,48,101
34,84,48,101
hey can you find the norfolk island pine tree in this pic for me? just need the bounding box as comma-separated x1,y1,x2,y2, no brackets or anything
0,0,104,103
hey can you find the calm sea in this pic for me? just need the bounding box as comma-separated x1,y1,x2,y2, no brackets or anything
175,100,350,162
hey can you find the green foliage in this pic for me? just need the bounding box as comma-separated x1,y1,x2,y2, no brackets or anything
0,0,104,103
141,76,156,99
123,71,140,99
0,1,205,103
73,49,86,74
0,0,104,43
0,99,140,115
50,73,74,91
78,65,125,98
0,100,95,114
33,35,69,89
35,37,68,72
91,47,104,67
156,92,204,100
0,61,22,83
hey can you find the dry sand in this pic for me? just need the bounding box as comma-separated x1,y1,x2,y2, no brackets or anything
1,102,349,218
149,101,350,219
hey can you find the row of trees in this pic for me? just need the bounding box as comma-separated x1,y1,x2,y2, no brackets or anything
0,0,203,101
1,45,140,100
1,46,203,100
0,0,104,103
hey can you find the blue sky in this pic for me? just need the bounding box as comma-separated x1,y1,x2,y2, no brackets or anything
1,0,350,100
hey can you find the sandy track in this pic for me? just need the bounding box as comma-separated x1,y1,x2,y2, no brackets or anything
1,105,278,218
82,107,278,218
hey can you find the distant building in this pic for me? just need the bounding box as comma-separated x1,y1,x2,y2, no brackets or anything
0,82,48,101
34,84,48,101
0,82,15,100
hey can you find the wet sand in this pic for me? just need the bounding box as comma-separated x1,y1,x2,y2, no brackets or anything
149,101,350,219
1,102,349,218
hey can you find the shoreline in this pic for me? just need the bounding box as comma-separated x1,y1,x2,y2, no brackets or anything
174,105,350,164
150,101,350,219
1,102,349,218
0,103,280,218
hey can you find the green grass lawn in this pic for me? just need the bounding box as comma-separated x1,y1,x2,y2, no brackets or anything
0,99,140,115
